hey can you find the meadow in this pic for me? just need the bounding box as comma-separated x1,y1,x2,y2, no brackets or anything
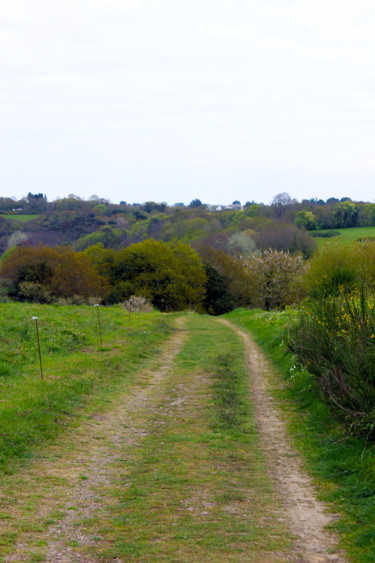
1,214,39,223
314,225,375,245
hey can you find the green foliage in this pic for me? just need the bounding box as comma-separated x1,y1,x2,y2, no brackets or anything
311,229,341,238
197,245,254,308
332,201,358,228
305,242,356,297
75,225,122,250
108,239,206,311
295,210,317,230
288,290,375,436
305,240,375,297
202,265,235,315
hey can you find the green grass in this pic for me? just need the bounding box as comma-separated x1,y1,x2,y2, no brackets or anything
86,314,293,562
314,226,375,245
226,307,375,561
0,302,174,474
0,214,39,222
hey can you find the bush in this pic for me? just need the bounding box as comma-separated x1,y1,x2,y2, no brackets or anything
306,240,375,298
288,290,375,437
310,230,341,238
305,242,356,298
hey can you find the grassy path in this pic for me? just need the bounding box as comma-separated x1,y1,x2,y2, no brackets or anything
0,314,345,561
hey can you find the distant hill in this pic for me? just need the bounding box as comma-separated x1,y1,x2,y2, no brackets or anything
0,193,374,257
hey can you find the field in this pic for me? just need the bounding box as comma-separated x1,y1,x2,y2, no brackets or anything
314,225,375,245
1,214,39,223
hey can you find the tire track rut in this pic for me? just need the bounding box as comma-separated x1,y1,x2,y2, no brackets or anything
222,319,346,563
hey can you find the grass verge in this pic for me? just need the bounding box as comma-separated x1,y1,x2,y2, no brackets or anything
0,302,173,474
226,307,375,562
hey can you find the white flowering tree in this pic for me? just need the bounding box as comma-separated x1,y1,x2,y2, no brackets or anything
244,249,308,310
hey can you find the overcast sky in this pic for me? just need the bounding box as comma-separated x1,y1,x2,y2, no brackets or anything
1,1,375,205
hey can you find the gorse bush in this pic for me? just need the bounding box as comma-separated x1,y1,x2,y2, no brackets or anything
288,289,375,437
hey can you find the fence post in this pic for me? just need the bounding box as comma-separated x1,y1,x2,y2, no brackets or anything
94,304,103,345
32,316,44,381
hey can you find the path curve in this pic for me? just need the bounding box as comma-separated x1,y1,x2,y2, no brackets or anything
221,319,346,563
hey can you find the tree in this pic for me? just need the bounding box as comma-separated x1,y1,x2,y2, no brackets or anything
25,193,48,213
294,210,317,230
0,246,108,302
244,249,307,310
107,239,206,310
203,265,235,315
228,231,256,257
271,192,295,206
189,199,203,208
197,245,254,307
253,220,317,258
332,201,358,228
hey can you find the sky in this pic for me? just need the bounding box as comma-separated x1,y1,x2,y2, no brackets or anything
1,0,375,206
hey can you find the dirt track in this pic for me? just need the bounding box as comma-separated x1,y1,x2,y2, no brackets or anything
221,319,346,562
1,316,346,562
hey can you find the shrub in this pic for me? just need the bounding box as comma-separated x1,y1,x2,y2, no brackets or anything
305,242,356,298
288,290,375,437
122,295,153,314
306,240,375,298
310,230,341,238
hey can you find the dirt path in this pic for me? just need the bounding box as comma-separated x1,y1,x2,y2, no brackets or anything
3,318,188,562
221,319,346,563
0,315,348,562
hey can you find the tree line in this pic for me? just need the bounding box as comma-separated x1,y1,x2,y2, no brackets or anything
0,240,309,314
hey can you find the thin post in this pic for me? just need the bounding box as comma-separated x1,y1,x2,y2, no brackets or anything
32,316,43,381
94,304,103,345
